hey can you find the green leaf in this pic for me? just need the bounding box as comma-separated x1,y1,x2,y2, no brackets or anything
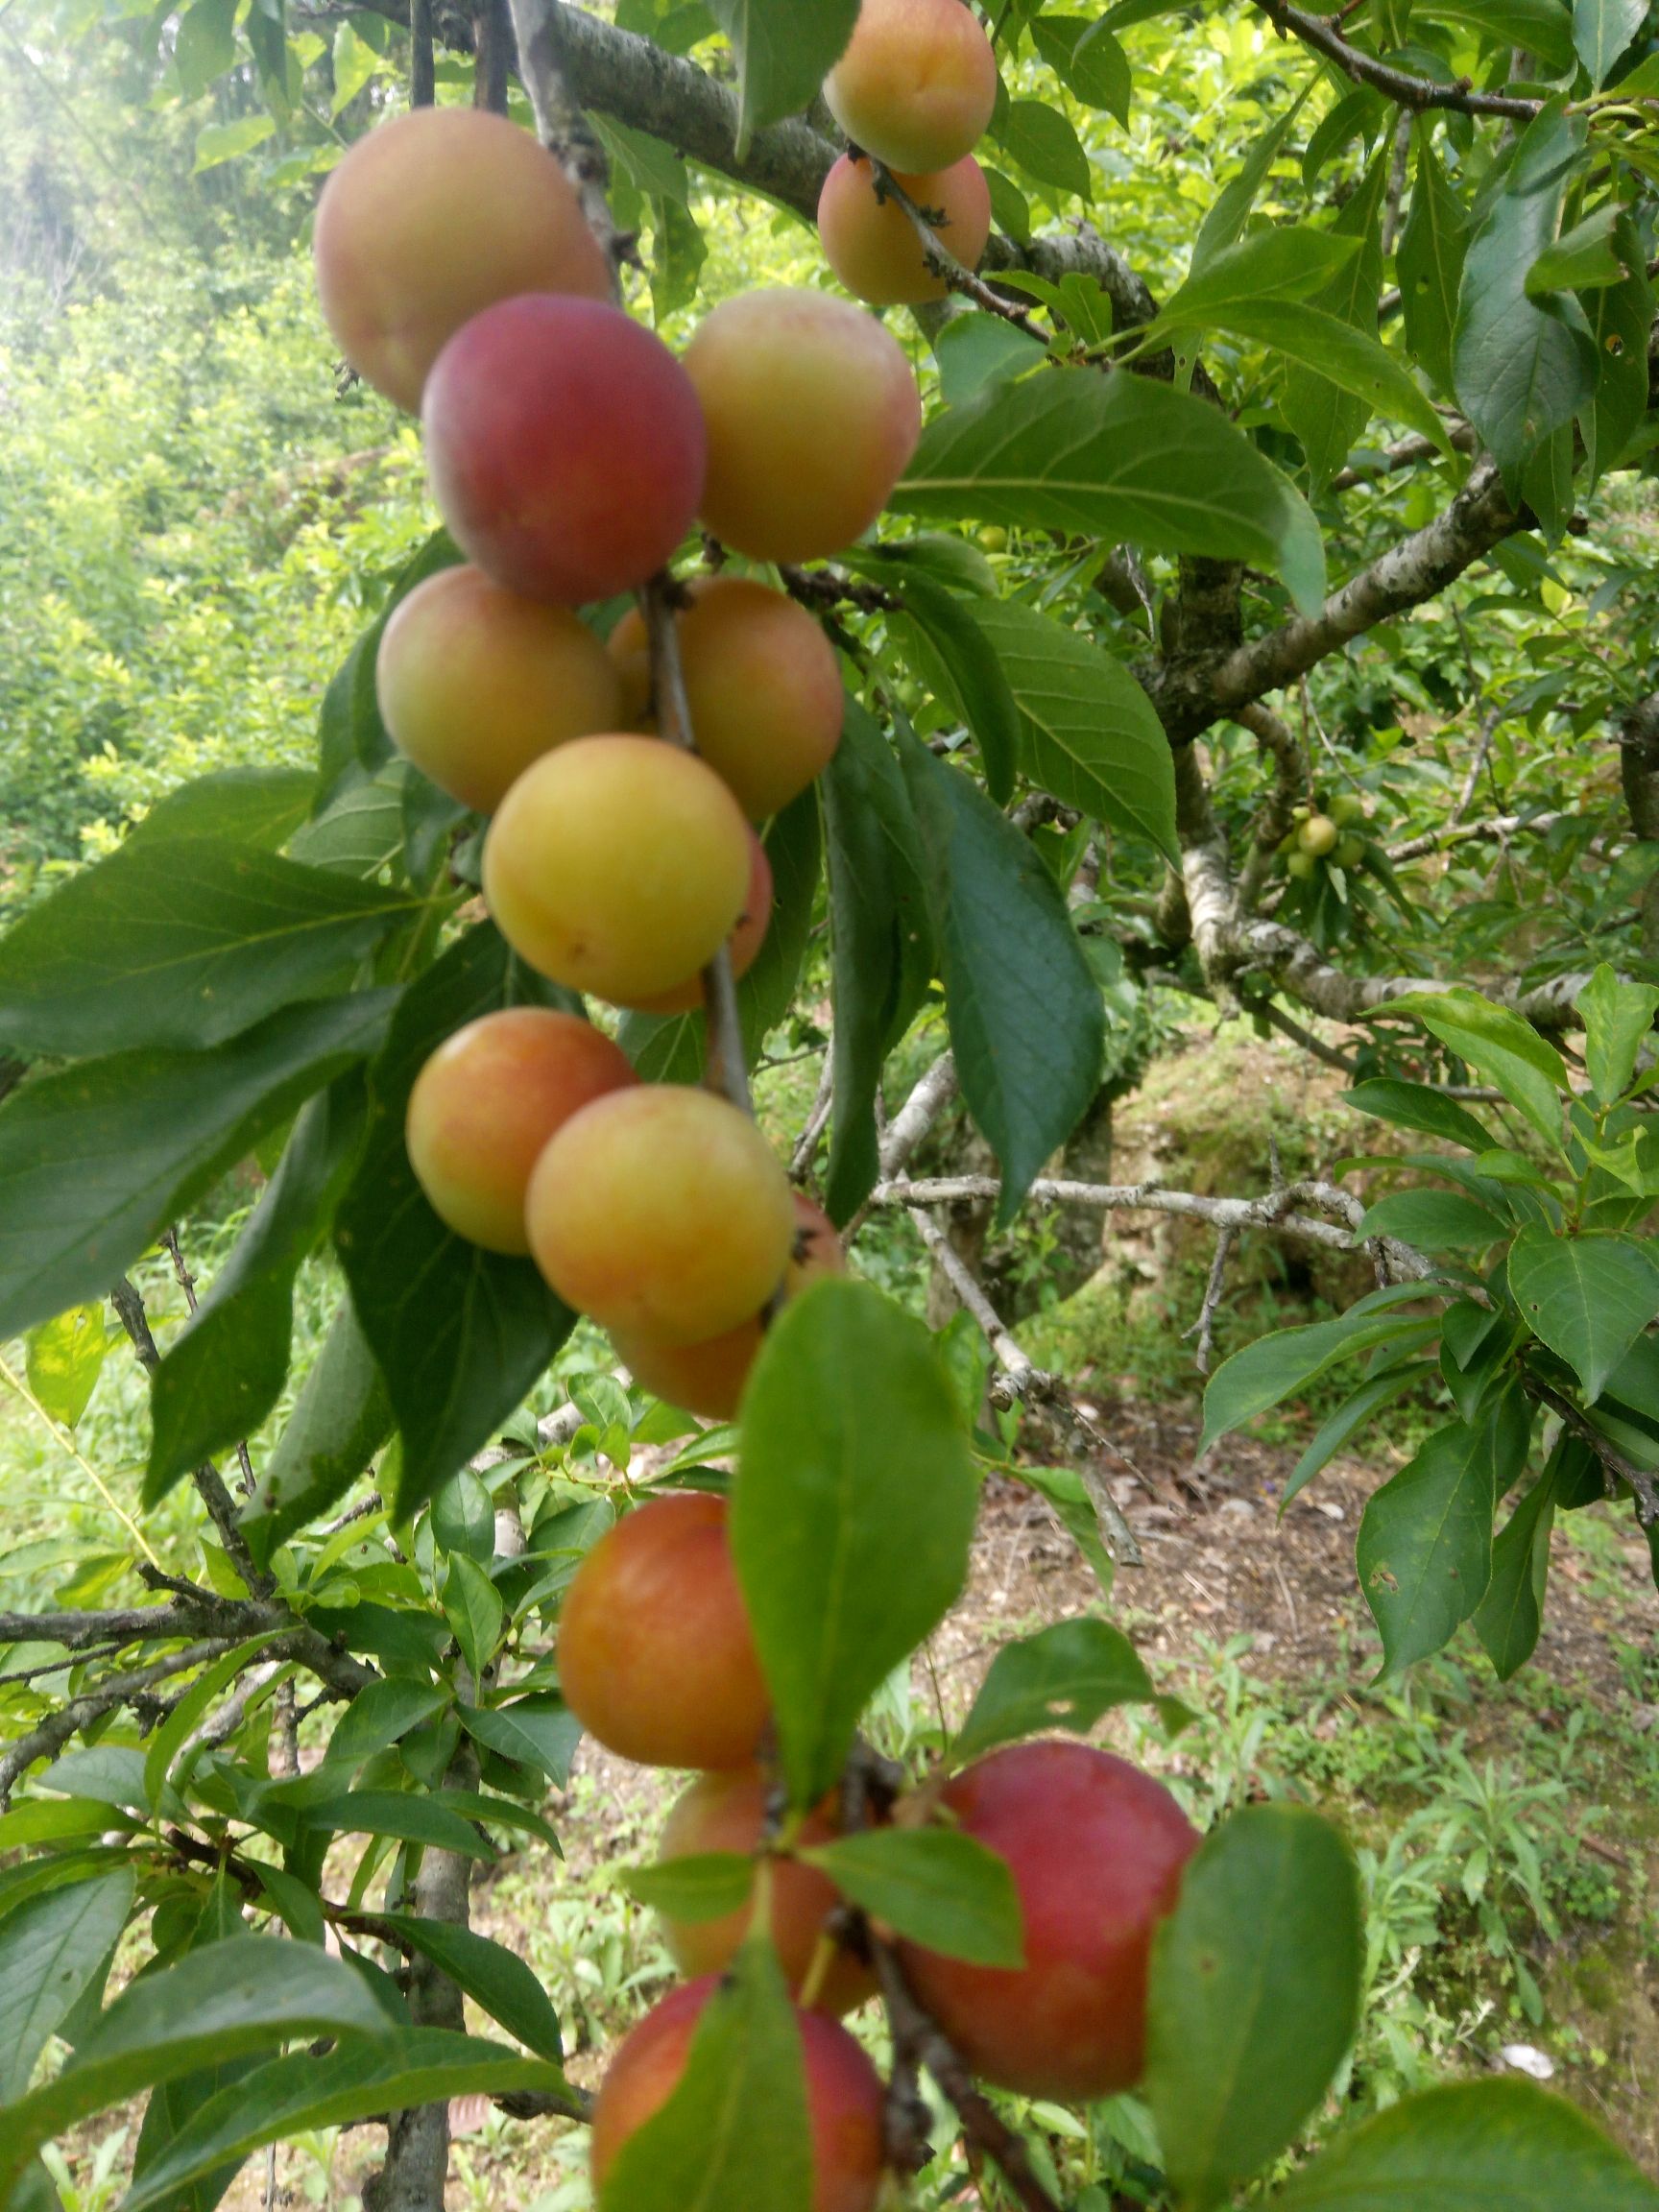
933,312,1048,407
1474,1463,1557,1681
174,0,237,98
1190,92,1311,269
1421,0,1578,73
1200,1291,1440,1452
1153,228,1363,328
1385,988,1569,1148
601,1938,811,2212
895,369,1326,615
992,100,1094,202
317,531,462,804
333,927,575,1518
25,1306,109,1430
146,1074,367,1500
900,733,1104,1223
1146,1806,1361,2210
1224,301,1452,458
0,1938,391,2194
1576,963,1659,1108
1281,151,1389,490
144,1635,285,1812
296,1791,496,1860
1526,204,1627,296
953,1617,1167,1760
1282,1363,1437,1508
623,1853,757,1923
0,1869,134,2103
1582,220,1653,487
1346,1077,1495,1153
290,769,409,880
126,770,316,854
242,1302,393,1551
705,0,858,147
1454,108,1599,484
1357,1419,1497,1674
1030,16,1130,122
888,571,1021,805
968,596,1176,860
820,703,932,1224
329,17,382,111
0,835,409,1061
731,1278,977,1807
373,1916,564,2061
431,1467,495,1564
1355,1189,1507,1249
1574,0,1646,84
323,1679,447,1771
802,1829,1022,1965
114,2034,572,2212
1275,2076,1659,2210
194,115,275,171
444,1554,506,1682
1506,1225,1659,1401
459,1696,583,1785
1399,124,1473,397
0,992,393,1344
590,113,689,204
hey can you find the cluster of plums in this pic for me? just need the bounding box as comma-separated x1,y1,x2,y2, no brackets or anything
312,3,1197,2189
1282,792,1369,880
560,1492,1201,2205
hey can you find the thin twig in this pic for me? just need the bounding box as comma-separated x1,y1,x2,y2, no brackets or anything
1184,1227,1236,1376
1255,0,1542,118
868,159,1046,336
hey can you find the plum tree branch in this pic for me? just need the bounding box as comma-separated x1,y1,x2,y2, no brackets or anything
1254,0,1544,119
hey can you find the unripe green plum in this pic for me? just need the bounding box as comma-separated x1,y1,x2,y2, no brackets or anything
1297,813,1339,857
1335,833,1365,869
592,1978,885,2212
312,107,613,413
609,577,844,821
1286,849,1317,881
526,1084,794,1344
376,565,623,814
655,1767,878,2012
558,1493,767,1768
613,1195,843,1420
630,831,773,1016
818,153,992,306
899,1742,1198,2100
1328,791,1367,828
405,1008,637,1254
424,296,706,605
684,291,921,565
824,0,998,174
483,734,750,1007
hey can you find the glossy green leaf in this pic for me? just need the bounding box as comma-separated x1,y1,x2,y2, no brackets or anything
24,1307,108,1430
1190,93,1310,268
1276,2077,1659,2210
1398,125,1471,398
1576,963,1659,1108
0,1869,134,2103
705,0,857,147
1582,221,1653,487
144,1635,284,1812
953,1617,1167,1760
889,570,1021,805
1226,301,1451,457
820,703,933,1223
1346,1077,1495,1153
1574,0,1646,84
1357,1419,1497,1673
802,1829,1022,1965
146,1074,367,1500
1200,1288,1439,1452
460,1696,584,1785
1282,151,1388,489
1355,1189,1507,1249
323,1678,447,1771
1386,988,1569,1148
333,926,575,1517
895,369,1326,615
0,1938,391,2194
373,1916,564,2060
1526,204,1626,297
1030,15,1130,122
623,1854,757,1923
900,733,1104,1222
993,100,1094,201
1282,1363,1437,1508
0,838,412,1058
115,2034,572,2212
1506,1225,1659,1401
296,1791,496,1860
1154,228,1362,328
242,1302,393,1551
1474,1463,1557,1681
431,1467,495,1564
732,1278,977,1806
1454,108,1599,483
0,992,393,1344
1147,1806,1361,2209
444,1554,506,1682
173,0,237,99
124,768,315,854
601,1938,811,2212
968,596,1176,860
